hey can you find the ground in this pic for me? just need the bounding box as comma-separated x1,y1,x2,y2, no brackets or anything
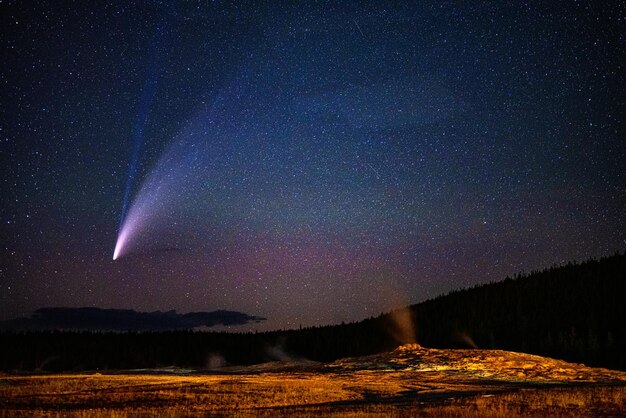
1,344,625,416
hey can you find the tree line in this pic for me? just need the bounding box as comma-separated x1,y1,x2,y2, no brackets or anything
1,252,624,372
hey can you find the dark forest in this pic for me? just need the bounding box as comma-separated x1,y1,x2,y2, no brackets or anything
2,253,624,372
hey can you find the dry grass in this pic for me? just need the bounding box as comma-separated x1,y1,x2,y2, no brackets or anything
1,345,625,416
2,373,625,417
415,386,626,418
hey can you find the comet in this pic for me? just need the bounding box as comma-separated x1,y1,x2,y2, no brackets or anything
112,161,173,260
112,189,152,261
114,20,168,260
112,68,254,261
112,108,218,260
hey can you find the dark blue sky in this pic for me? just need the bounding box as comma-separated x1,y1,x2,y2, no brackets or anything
2,1,624,330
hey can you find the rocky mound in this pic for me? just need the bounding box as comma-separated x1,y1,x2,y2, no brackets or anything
328,344,626,383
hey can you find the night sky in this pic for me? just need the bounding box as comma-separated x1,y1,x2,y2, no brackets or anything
2,1,624,330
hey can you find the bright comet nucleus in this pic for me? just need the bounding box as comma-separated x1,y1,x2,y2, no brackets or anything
113,236,122,260
113,224,130,260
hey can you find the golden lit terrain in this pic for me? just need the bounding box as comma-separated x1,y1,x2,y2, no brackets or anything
1,344,625,416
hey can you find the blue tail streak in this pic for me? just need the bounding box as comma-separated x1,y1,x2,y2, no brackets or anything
118,22,167,231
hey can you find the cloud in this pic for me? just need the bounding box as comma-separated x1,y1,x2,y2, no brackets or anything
0,307,265,331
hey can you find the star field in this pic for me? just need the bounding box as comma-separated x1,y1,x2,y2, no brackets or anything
1,1,624,330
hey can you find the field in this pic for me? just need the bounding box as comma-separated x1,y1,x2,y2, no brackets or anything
1,344,625,416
